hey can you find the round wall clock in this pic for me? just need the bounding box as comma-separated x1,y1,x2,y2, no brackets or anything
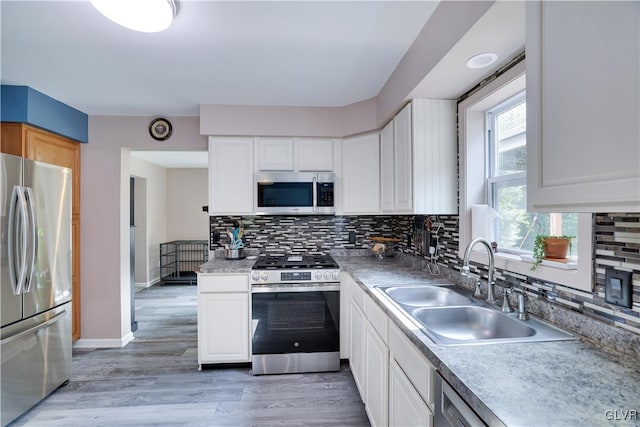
149,118,172,141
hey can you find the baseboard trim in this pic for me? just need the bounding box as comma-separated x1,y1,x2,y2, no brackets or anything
74,332,135,349
135,277,160,289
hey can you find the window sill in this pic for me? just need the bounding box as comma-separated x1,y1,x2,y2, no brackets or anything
518,254,578,270
467,249,590,291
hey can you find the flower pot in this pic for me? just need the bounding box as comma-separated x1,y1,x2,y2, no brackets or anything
544,237,570,261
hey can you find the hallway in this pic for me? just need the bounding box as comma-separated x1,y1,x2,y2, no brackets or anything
12,284,369,426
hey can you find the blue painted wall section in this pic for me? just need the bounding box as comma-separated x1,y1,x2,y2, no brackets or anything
1,85,88,143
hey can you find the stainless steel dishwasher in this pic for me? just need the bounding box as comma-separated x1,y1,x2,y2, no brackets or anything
434,373,488,427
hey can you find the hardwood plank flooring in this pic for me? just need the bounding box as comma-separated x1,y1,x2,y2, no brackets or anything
11,284,369,426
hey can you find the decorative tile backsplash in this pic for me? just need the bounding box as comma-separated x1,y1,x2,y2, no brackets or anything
209,215,402,254
210,213,640,349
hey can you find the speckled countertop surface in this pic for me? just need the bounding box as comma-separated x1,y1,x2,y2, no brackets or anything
198,252,639,426
335,255,640,427
198,249,259,274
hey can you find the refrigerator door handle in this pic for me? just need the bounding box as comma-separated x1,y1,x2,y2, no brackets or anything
7,185,28,295
23,187,37,293
0,310,67,346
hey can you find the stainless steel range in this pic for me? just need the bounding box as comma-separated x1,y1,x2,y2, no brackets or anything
250,254,341,375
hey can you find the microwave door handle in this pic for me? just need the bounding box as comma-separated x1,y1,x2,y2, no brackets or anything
312,176,317,209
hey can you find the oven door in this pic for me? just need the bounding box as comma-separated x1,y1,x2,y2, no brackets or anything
251,284,340,374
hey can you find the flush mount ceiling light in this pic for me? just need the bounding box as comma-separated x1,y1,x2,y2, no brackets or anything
90,0,177,33
466,52,498,69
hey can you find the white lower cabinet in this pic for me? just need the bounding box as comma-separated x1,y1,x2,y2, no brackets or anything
365,321,389,427
389,359,432,427
350,286,389,427
343,273,434,427
197,274,251,368
349,297,366,397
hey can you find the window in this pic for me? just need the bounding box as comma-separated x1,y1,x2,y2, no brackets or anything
486,92,578,258
458,59,592,291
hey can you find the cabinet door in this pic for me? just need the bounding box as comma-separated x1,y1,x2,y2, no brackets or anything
209,137,254,214
526,1,640,212
340,272,354,359
349,299,366,399
256,137,294,171
412,99,457,215
198,292,250,364
18,125,83,341
365,324,389,427
298,138,334,171
380,122,395,213
342,133,380,214
389,360,432,427
393,103,413,213
389,321,434,407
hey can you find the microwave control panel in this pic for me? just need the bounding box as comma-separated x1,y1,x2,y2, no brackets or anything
317,183,334,207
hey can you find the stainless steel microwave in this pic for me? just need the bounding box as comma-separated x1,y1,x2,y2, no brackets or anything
255,172,335,215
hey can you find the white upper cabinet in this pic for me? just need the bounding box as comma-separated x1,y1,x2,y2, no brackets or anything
256,137,336,172
380,121,395,213
393,103,413,213
208,137,254,215
256,137,295,171
342,133,380,214
382,100,457,215
526,1,640,212
297,138,334,171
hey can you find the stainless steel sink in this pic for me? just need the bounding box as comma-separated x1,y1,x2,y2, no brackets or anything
374,284,576,346
380,285,474,307
412,306,535,343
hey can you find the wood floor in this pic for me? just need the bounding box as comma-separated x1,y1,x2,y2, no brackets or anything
12,284,370,426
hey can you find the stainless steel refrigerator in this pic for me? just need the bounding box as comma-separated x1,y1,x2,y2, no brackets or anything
1,153,72,426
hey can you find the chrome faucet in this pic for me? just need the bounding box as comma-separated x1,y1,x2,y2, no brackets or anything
461,237,497,304
512,288,529,320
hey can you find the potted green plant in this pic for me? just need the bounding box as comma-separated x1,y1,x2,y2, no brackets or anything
531,234,573,271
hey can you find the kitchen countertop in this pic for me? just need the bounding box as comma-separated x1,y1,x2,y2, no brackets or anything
198,249,259,274
198,252,639,426
334,255,640,427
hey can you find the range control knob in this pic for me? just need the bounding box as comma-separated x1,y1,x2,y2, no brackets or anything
260,272,269,281
315,271,323,281
251,272,260,281
332,271,340,280
324,271,331,280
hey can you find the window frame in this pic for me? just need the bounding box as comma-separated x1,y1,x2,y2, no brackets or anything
458,60,593,292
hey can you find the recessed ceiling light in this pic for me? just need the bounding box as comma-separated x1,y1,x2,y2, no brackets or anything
466,53,498,69
91,0,177,33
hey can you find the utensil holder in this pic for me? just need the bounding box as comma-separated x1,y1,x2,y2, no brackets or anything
225,248,245,260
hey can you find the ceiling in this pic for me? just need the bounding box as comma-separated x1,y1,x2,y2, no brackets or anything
1,0,438,116
1,1,525,168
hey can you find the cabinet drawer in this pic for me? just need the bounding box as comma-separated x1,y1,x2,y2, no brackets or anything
389,321,434,408
198,274,249,293
365,295,388,344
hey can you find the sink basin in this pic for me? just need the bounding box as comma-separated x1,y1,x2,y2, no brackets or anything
378,285,474,307
374,283,576,346
412,306,535,342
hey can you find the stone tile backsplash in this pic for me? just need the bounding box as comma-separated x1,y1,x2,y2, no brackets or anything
210,213,640,348
209,215,401,254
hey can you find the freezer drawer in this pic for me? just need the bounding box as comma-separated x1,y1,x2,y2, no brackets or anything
0,302,72,426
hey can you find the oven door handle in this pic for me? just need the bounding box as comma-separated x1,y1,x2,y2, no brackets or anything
251,284,340,293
